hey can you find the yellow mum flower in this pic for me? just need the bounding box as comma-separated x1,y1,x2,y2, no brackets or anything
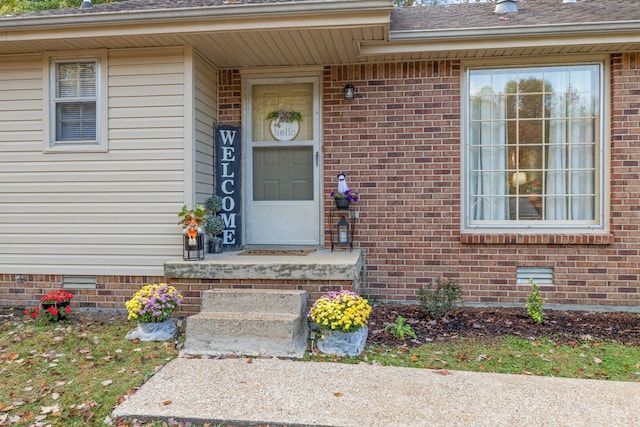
308,290,372,333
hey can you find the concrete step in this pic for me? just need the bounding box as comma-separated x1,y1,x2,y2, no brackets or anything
183,311,308,358
183,289,310,358
200,289,308,315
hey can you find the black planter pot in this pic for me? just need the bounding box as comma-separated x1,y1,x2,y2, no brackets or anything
183,233,205,260
335,198,350,210
207,237,223,254
40,301,70,322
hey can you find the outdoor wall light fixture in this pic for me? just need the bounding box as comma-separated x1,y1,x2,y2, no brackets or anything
344,83,355,100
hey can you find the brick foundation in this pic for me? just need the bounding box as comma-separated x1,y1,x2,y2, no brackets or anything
0,274,354,317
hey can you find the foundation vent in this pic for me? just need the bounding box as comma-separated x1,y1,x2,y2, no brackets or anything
516,267,553,285
62,276,96,290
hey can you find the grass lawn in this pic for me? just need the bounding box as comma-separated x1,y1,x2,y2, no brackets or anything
308,335,640,382
1,308,638,426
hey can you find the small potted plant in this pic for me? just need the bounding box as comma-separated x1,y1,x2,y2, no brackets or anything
178,203,208,260
178,203,207,245
331,172,359,209
308,290,372,356
125,283,183,342
25,289,74,322
205,195,224,254
331,189,359,209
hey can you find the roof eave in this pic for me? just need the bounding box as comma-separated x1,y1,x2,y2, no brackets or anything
390,20,640,42
357,20,640,58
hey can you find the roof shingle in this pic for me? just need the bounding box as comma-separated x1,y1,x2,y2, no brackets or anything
391,0,640,33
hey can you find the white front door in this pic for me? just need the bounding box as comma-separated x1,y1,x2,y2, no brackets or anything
245,75,321,245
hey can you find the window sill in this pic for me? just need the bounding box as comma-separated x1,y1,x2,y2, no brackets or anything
43,143,108,154
460,233,612,246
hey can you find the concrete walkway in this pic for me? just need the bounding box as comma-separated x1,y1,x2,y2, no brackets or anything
111,356,640,426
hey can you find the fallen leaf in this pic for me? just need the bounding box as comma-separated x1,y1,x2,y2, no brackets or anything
334,392,343,397
41,404,61,414
593,357,603,364
163,400,172,406
434,369,452,375
410,355,418,362
102,380,113,386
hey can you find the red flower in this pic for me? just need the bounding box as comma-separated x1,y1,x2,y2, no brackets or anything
24,306,40,319
65,306,71,315
41,289,74,304
47,307,59,316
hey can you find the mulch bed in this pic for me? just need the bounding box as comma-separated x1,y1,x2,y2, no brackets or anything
4,304,640,348
367,304,640,347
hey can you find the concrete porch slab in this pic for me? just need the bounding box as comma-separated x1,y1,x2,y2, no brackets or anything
164,249,365,283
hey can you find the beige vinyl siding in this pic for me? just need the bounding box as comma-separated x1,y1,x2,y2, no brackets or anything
194,52,217,203
0,55,43,152
0,47,187,276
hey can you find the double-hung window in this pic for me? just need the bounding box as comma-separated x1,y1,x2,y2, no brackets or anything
46,53,106,151
464,61,606,231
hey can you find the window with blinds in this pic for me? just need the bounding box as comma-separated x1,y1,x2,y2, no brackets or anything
54,60,97,143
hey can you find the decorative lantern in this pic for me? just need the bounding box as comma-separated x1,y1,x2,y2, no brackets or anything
344,83,355,100
337,215,349,243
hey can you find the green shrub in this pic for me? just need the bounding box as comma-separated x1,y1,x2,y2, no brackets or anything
205,215,224,236
525,278,545,324
206,195,223,213
418,276,462,320
384,316,417,340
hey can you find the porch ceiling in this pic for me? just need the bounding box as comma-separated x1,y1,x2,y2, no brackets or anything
0,1,391,68
0,26,387,68
5,27,640,68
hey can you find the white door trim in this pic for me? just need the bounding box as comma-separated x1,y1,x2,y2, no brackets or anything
242,73,322,246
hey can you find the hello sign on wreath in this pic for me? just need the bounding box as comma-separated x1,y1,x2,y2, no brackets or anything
267,110,301,141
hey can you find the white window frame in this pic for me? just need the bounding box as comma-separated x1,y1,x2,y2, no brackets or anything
461,56,609,234
43,50,108,152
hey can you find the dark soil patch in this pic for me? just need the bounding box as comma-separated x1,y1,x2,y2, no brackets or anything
367,304,640,347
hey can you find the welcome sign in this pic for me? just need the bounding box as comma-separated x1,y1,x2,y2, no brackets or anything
215,124,241,248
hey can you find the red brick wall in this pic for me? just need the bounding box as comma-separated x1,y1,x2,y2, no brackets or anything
218,69,242,125
321,57,640,308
